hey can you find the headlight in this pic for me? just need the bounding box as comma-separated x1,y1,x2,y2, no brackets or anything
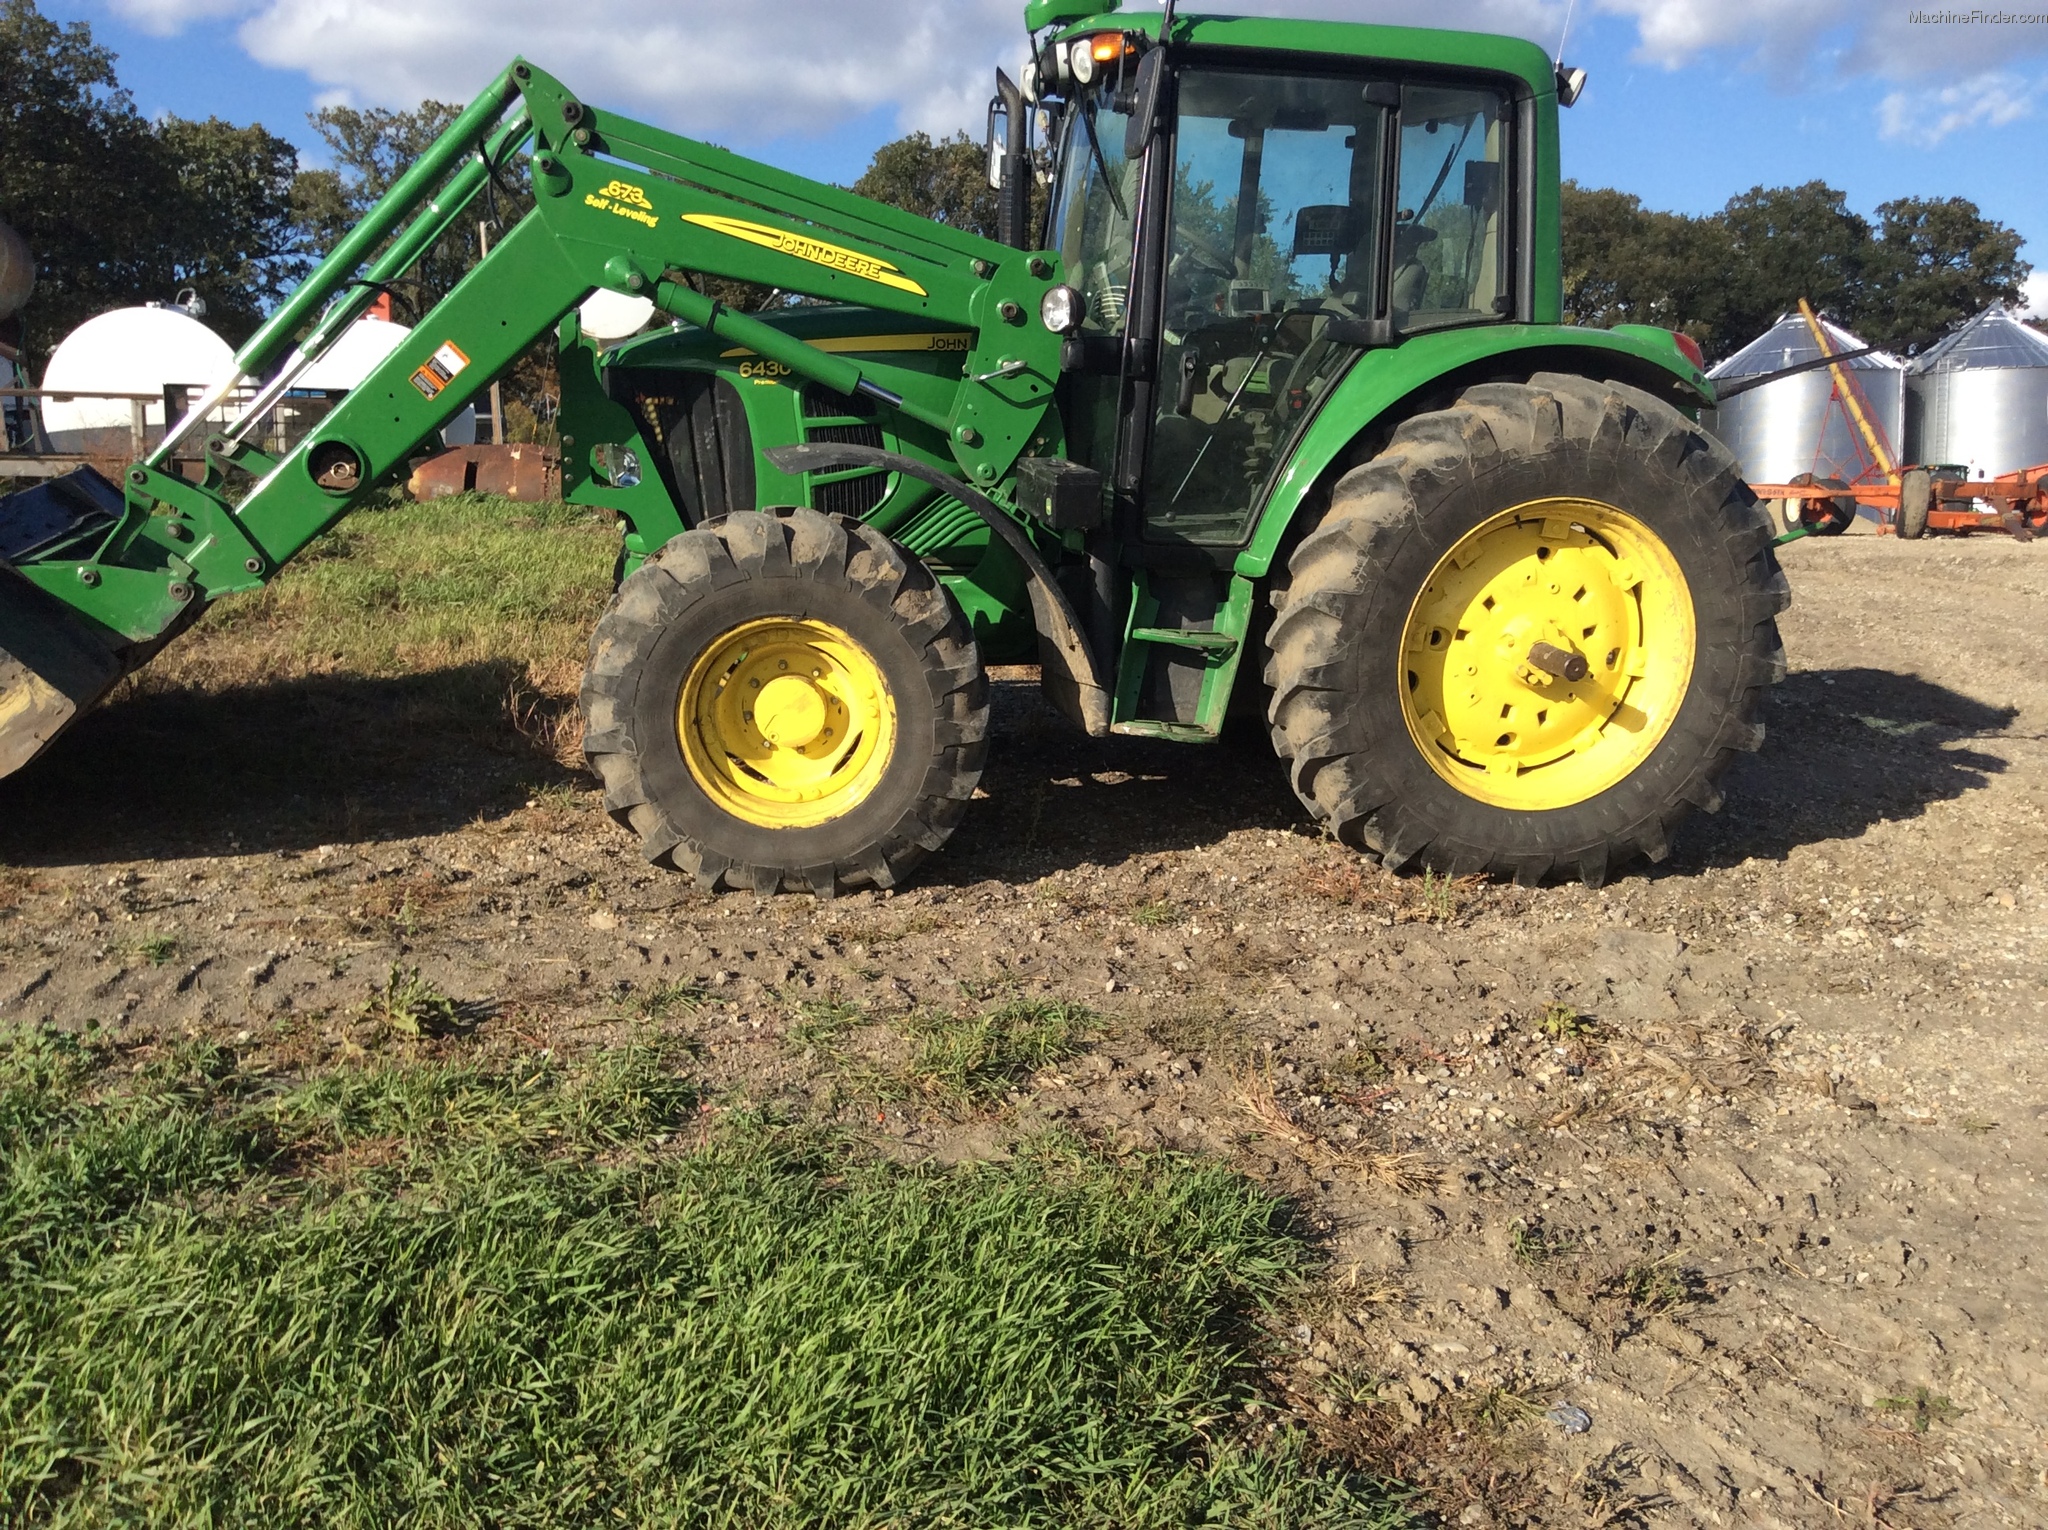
1040,284,1083,335
1021,57,1041,103
1069,37,1096,86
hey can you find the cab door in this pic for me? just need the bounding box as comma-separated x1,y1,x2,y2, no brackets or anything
1139,66,1390,548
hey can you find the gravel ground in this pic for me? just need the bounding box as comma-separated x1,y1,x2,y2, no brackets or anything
5,531,2045,1528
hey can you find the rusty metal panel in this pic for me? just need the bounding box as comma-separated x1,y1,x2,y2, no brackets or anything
407,443,561,502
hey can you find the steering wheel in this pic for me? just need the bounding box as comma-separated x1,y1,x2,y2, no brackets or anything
1173,228,1235,279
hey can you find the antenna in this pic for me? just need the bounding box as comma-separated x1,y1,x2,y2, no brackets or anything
1553,0,1576,66
1160,0,1178,48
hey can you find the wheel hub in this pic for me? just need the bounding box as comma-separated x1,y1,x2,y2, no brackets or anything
677,617,896,828
1399,498,1695,811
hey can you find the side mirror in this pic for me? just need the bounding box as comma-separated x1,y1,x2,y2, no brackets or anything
1124,48,1166,159
986,97,1008,191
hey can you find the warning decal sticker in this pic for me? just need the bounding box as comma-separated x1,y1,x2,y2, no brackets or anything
410,340,472,399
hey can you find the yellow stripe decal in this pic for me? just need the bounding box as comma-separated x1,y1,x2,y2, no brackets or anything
682,213,929,298
718,332,972,359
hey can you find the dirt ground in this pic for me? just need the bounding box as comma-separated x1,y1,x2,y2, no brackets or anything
5,531,2046,1528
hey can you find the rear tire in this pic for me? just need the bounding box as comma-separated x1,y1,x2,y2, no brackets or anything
581,508,988,895
1790,473,1857,536
1263,374,1788,887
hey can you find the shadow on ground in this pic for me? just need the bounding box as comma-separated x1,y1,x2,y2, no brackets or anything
0,661,579,866
1673,667,2015,871
0,665,2017,880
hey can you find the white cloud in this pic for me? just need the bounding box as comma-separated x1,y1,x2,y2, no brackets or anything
270,0,1013,138
1878,72,2037,146
1596,0,2048,83
102,0,2048,151
109,0,1567,145
108,0,258,36
2025,272,2048,319
1594,0,1850,73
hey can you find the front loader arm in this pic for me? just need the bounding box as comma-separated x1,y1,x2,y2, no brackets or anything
14,56,1064,654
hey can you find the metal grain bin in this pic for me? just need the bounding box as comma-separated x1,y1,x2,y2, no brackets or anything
1703,313,1905,483
1905,304,2048,477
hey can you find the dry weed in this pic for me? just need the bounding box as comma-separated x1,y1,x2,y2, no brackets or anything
1301,856,1489,923
1234,1065,1437,1193
1549,1017,1779,1126
504,662,585,768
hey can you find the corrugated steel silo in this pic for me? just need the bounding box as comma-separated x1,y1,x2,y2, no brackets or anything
1905,305,2048,477
1703,313,1905,483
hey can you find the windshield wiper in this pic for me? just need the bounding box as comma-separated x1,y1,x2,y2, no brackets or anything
1414,115,1476,222
1079,99,1127,219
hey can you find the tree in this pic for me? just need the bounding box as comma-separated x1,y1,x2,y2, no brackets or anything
293,102,477,317
153,116,304,342
0,0,164,362
1855,196,2029,353
0,0,309,362
853,131,1004,240
1715,182,1871,347
1561,176,2031,363
852,129,1049,244
1560,181,1732,353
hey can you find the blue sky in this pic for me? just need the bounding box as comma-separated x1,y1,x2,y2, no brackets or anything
50,0,2048,312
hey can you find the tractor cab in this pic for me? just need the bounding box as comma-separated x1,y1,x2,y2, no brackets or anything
1021,16,1518,551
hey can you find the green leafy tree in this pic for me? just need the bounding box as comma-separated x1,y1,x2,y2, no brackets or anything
1714,181,1871,346
292,102,476,317
1855,196,2029,353
0,0,306,362
853,128,1051,244
0,0,169,362
853,130,1004,239
1560,182,1732,354
153,116,303,341
1563,177,2030,363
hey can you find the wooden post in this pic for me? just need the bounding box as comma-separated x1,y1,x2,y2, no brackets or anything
479,220,505,444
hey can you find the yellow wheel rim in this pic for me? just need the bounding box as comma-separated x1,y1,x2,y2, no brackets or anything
1398,497,1695,811
678,617,897,829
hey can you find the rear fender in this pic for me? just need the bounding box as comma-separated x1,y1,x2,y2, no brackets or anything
1236,325,1710,580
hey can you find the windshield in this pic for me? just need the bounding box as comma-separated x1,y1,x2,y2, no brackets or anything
1047,83,1140,334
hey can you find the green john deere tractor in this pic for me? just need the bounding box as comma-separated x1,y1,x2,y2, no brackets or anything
0,1,1786,896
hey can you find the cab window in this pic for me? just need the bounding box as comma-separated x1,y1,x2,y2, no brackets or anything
1393,84,1509,332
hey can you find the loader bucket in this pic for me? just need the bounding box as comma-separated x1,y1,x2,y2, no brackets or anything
0,470,128,780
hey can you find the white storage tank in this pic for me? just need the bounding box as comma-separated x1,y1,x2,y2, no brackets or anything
40,304,236,454
1905,304,2048,478
1703,313,1905,483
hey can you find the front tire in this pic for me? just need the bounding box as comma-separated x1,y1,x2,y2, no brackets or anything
1263,374,1789,887
1897,468,1931,540
581,508,988,896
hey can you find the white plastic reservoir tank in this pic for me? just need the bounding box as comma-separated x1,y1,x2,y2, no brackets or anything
292,315,475,446
41,305,235,453
298,315,412,390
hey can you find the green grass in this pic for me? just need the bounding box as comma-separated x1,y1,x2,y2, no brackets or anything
0,1027,1410,1529
905,998,1100,1104
788,996,870,1050
1533,1003,1595,1041
360,963,467,1038
188,492,615,679
134,933,180,966
620,978,713,1021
